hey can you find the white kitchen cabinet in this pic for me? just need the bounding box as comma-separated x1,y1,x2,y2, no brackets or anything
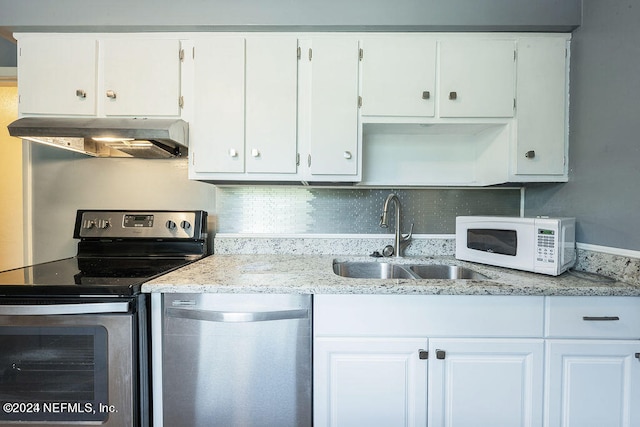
17,35,183,118
512,37,569,180
428,338,544,427
314,294,545,427
544,296,640,427
302,37,360,179
190,37,245,174
545,340,640,427
189,36,299,178
314,337,427,427
360,36,436,118
438,40,516,118
102,39,182,117
245,37,299,174
18,37,98,116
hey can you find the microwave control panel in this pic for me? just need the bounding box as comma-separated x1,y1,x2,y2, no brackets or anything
536,228,557,264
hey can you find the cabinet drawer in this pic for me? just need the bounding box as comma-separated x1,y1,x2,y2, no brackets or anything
314,295,544,338
545,296,640,339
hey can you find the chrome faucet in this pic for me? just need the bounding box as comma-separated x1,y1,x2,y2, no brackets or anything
379,193,413,257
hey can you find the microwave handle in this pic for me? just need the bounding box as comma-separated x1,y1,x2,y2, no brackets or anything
166,307,309,323
0,302,131,316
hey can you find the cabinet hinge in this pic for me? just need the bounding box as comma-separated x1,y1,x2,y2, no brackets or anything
297,46,301,60
514,50,517,61
308,48,312,61
307,154,311,168
193,46,196,60
359,48,363,61
358,96,363,108
513,98,516,111
296,153,300,166
418,350,428,360
179,49,185,62
179,96,184,108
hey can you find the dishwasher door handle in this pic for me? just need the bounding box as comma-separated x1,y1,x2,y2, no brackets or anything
166,307,309,323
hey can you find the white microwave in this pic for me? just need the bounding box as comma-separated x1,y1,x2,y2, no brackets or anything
455,216,576,276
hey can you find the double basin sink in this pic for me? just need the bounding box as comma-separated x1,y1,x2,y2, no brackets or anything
333,260,489,280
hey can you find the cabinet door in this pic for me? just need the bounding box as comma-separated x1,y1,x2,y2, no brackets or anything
439,40,516,118
515,38,568,177
428,338,544,427
361,37,436,117
245,37,298,174
314,337,427,427
102,39,182,117
545,340,640,427
191,37,245,174
307,38,359,177
18,37,97,116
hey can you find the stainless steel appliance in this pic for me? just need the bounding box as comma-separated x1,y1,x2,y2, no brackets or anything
0,210,208,426
8,117,188,158
153,293,312,427
456,215,576,275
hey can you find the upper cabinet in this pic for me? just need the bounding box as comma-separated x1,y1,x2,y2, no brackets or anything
16,32,570,186
18,37,98,116
189,36,299,180
360,37,436,118
17,35,184,118
438,40,516,118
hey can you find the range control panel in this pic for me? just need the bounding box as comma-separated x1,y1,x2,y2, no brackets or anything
75,210,207,240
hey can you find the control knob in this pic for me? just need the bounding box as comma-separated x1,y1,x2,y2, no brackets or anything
166,220,177,230
180,220,191,230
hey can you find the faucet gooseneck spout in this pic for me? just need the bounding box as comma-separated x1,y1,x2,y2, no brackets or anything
379,193,413,257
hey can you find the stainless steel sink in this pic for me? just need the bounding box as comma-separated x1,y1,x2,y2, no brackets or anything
332,262,417,279
332,261,488,280
409,264,488,280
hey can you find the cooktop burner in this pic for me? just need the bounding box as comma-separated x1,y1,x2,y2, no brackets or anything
0,210,208,297
0,257,195,296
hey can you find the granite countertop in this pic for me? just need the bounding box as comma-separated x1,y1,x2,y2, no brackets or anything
142,254,640,296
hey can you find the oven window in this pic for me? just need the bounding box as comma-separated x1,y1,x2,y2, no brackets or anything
0,326,108,422
467,228,518,256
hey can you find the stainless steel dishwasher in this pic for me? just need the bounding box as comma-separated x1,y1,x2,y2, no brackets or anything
151,293,312,427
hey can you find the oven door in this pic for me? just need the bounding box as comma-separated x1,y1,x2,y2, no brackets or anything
0,300,138,426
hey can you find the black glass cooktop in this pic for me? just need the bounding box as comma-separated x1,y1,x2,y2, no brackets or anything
0,257,194,296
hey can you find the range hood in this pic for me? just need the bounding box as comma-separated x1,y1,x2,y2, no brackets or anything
8,117,189,159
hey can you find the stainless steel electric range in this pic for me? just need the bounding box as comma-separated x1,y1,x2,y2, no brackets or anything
0,210,208,427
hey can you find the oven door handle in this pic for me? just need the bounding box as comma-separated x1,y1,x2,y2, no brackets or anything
166,307,309,323
0,302,132,316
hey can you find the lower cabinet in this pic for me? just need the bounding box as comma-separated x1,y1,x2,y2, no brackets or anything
314,295,640,427
314,337,427,427
545,340,640,427
428,339,544,427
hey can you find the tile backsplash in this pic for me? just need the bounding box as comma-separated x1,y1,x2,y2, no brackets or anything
215,187,522,234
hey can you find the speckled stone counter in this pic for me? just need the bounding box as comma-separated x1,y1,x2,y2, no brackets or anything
142,254,640,296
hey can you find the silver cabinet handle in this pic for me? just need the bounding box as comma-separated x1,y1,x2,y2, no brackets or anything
343,151,352,160
525,150,536,159
422,91,430,100
449,91,457,100
76,89,87,98
106,90,117,99
251,148,260,158
635,353,640,360
436,349,446,360
0,302,131,315
582,316,620,321
166,307,308,323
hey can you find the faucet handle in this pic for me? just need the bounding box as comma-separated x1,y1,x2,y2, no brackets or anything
402,223,414,242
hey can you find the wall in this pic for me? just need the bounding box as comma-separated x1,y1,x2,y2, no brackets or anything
0,84,22,270
29,146,215,263
525,0,640,252
0,38,16,67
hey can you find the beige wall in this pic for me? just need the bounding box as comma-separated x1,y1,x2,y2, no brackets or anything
0,84,23,270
